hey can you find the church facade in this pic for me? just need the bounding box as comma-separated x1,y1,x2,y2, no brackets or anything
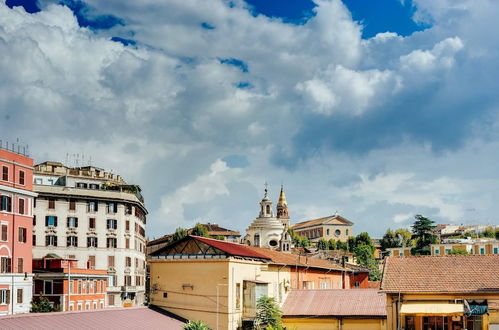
244,186,292,252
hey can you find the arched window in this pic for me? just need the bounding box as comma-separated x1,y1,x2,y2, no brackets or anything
266,205,270,214
254,234,260,246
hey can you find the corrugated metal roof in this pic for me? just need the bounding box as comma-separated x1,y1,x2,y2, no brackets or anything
282,289,386,317
0,307,184,330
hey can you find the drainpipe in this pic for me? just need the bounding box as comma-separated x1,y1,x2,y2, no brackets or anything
11,161,16,315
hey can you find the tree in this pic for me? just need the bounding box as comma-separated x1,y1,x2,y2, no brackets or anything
355,232,373,248
170,227,188,243
30,296,56,313
496,229,499,240
191,223,208,237
481,227,495,238
317,238,328,250
395,229,414,248
327,239,337,250
336,240,348,251
347,236,356,252
254,296,283,330
380,229,398,251
296,236,310,248
354,245,381,281
210,235,225,241
411,215,437,255
184,320,210,330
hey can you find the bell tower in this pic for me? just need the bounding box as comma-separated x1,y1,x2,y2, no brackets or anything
276,185,289,226
259,183,273,218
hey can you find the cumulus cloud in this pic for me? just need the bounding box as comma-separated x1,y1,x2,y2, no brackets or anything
3,0,499,237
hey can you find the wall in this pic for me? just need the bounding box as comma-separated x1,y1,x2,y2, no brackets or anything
282,317,386,330
290,267,345,290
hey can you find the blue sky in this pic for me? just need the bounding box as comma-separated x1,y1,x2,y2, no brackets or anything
2,0,499,238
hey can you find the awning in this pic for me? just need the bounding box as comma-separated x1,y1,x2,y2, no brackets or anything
400,302,464,315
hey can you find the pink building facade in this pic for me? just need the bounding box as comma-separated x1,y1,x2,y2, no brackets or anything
0,147,36,315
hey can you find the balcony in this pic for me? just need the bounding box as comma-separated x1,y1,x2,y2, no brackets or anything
121,285,138,292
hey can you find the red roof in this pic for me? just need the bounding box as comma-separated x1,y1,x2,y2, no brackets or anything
283,289,386,317
0,307,184,330
380,255,499,293
191,236,271,260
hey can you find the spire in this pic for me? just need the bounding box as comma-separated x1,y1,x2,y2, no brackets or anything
276,184,289,221
259,182,273,217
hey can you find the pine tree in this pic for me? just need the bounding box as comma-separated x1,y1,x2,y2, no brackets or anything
411,215,437,255
30,296,56,313
254,296,283,330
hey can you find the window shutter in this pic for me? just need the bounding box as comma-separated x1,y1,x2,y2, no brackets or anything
67,217,70,227
75,218,78,228
6,289,10,305
45,216,49,226
54,236,57,246
1,225,7,241
18,258,23,273
54,217,58,227
46,236,49,246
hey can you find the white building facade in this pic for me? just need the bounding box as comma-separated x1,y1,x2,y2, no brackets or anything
32,162,147,308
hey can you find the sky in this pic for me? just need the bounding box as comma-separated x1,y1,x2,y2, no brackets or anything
2,0,499,240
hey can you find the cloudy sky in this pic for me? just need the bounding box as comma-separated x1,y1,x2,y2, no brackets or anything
2,0,499,239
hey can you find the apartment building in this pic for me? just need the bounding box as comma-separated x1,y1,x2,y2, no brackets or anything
431,238,499,256
32,162,147,308
33,257,108,311
0,146,36,315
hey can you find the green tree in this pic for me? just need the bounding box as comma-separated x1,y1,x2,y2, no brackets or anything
336,240,348,251
481,227,495,238
395,229,414,247
191,223,208,237
30,296,56,313
354,245,381,281
317,238,328,250
380,229,398,251
184,320,210,330
296,236,310,248
170,227,188,243
347,236,356,252
327,239,337,250
448,249,469,255
355,232,373,248
210,235,225,241
496,229,499,240
254,296,283,330
411,215,437,255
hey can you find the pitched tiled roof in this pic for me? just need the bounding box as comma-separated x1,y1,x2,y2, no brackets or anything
190,236,271,260
380,255,499,293
246,246,348,271
283,289,386,317
0,307,184,330
147,224,240,247
292,215,353,230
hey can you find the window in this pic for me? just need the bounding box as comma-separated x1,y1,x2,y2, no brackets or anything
125,238,130,249
108,294,115,306
48,198,55,209
1,196,12,212
67,217,78,228
125,220,130,231
17,258,23,273
346,229,349,236
2,166,8,181
107,238,117,248
494,247,498,254
67,236,78,247
107,219,117,230
19,171,25,185
89,218,96,230
236,283,241,309
125,204,132,215
107,202,117,214
76,182,87,189
87,237,97,248
335,229,341,236
0,289,10,305
88,256,95,269
46,235,57,247
326,229,330,236
254,234,260,246
108,256,115,267
125,257,131,267
89,184,99,190
18,227,26,243
44,280,53,294
69,199,76,211
45,216,57,227
33,234,36,246
0,257,11,273
87,201,98,212
467,315,483,330
135,258,139,268
1,224,7,241
35,178,42,184
78,280,82,294
405,316,416,330
423,316,448,330
320,281,329,289
16,288,23,304
69,280,74,294
136,276,141,286
33,215,36,226
18,198,25,214
124,275,132,286
435,248,440,255
480,247,485,255
354,281,360,288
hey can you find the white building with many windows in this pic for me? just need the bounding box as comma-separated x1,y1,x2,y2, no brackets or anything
32,162,147,308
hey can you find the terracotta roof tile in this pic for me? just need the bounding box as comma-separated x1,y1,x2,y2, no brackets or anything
283,289,386,316
0,307,184,330
246,246,348,271
380,255,499,293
